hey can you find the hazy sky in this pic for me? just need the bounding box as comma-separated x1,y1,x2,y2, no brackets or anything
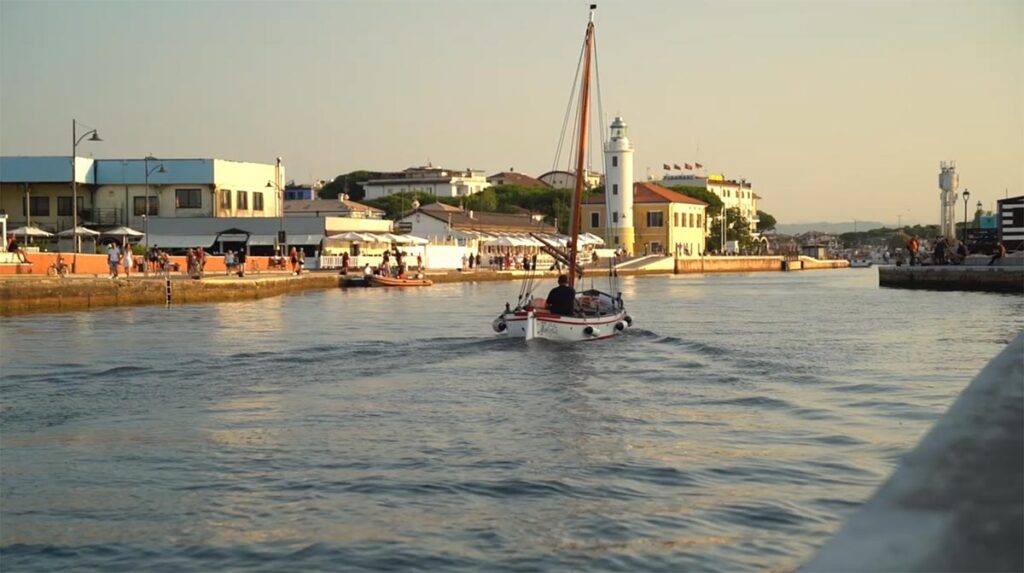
1,0,1020,224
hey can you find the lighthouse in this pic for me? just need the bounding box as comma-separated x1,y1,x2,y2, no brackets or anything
604,116,635,254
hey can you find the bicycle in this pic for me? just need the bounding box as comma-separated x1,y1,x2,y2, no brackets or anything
46,259,69,278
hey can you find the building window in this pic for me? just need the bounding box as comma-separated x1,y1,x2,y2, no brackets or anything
175,188,202,209
646,211,664,227
591,212,600,228
674,213,679,227
697,214,702,228
25,196,50,216
133,196,159,216
612,183,618,195
220,190,232,210
614,235,619,244
253,192,265,211
612,156,618,167
238,190,248,210
612,211,619,223
688,213,694,227
57,196,83,217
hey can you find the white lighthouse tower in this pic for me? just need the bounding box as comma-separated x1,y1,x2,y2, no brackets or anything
604,116,635,254
938,161,959,240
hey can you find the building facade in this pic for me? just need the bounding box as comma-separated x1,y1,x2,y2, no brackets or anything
362,166,490,200
396,202,555,243
660,172,759,233
0,156,283,232
582,182,707,256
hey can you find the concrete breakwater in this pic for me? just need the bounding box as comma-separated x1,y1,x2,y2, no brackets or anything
676,255,849,274
879,266,1024,294
0,274,343,315
801,332,1023,572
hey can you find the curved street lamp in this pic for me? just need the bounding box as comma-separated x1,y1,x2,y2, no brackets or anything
143,156,166,260
71,120,102,270
962,189,970,245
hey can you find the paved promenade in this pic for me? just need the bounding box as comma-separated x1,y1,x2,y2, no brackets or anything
801,332,1024,572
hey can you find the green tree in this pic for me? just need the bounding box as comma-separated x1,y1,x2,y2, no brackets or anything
756,210,777,233
363,191,438,220
320,170,379,200
668,186,724,217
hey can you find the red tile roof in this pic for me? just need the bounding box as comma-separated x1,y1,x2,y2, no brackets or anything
486,172,551,188
582,182,708,206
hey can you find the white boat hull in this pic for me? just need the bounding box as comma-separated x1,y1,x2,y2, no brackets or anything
495,309,630,342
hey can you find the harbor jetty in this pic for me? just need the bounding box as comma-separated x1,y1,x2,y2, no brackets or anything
879,256,1024,294
801,332,1023,572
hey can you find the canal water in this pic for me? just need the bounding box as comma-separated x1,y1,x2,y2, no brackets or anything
2,270,1021,572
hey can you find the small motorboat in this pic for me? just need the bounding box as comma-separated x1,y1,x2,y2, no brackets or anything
367,275,433,287
849,259,873,268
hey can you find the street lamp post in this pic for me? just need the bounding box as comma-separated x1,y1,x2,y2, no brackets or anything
962,189,971,246
143,156,166,263
71,119,102,256
266,157,284,257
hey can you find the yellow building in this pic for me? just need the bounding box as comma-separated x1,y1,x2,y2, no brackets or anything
581,182,707,256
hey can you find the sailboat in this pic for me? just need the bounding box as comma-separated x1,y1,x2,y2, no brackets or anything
491,4,633,342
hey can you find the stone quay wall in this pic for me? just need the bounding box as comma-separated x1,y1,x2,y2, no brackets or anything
675,256,848,274
0,274,342,315
879,266,1024,294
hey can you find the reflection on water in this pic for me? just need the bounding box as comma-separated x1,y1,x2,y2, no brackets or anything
1,270,1021,572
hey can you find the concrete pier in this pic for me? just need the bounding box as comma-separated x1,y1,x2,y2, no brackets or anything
801,332,1024,572
879,266,1024,294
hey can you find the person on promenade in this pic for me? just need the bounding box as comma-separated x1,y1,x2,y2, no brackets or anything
342,251,351,274
989,241,1007,266
475,253,481,268
461,253,468,270
955,241,969,265
7,235,30,264
546,274,576,316
122,242,133,278
296,248,305,275
224,250,235,275
906,235,920,266
289,247,298,274
416,253,423,271
236,249,246,277
107,242,121,278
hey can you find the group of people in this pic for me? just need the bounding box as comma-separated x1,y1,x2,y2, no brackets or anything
105,242,136,279
903,235,1008,267
223,249,249,276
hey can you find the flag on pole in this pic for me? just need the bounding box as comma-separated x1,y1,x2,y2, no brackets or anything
663,163,671,170
673,163,681,170
695,163,703,169
685,163,693,170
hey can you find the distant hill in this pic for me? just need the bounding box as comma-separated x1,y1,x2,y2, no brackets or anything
776,221,893,235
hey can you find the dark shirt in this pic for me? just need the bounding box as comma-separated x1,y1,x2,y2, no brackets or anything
546,284,576,316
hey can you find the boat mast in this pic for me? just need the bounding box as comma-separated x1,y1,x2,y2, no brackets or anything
568,5,596,288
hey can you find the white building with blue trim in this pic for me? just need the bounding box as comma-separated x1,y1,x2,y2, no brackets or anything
0,156,283,232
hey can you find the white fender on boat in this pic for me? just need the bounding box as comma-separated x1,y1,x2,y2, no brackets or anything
624,315,633,327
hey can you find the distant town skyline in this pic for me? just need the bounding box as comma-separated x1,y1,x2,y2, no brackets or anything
1,0,1020,225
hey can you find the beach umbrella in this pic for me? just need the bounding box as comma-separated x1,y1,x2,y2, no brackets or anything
100,226,145,239
57,226,101,237
7,226,54,238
